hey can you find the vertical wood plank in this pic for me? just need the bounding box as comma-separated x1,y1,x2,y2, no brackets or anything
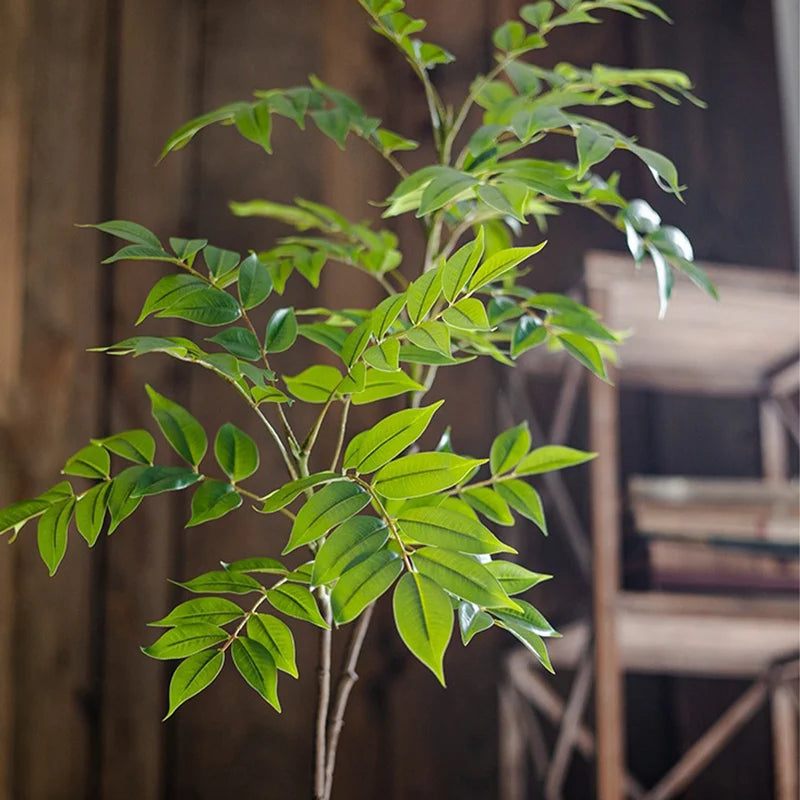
770,683,799,800
99,2,202,798
3,1,109,797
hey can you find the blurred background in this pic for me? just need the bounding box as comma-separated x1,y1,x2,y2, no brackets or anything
0,1,797,799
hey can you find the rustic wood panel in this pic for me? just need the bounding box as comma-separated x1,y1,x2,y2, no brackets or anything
1,1,110,797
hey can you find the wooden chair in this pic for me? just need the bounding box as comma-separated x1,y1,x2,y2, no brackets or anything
499,251,800,800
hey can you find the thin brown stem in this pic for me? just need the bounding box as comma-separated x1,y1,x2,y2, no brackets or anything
323,603,376,798
314,588,334,800
330,398,351,472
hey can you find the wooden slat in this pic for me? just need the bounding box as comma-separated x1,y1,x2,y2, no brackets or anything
98,2,202,798
3,1,109,796
771,682,799,800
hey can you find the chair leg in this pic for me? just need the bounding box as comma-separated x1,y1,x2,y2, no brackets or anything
771,682,799,800
499,683,528,800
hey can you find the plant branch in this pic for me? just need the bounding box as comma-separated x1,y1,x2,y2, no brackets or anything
330,398,351,471
314,588,334,800
323,602,376,799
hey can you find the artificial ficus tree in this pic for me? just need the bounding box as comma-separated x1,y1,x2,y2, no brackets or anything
0,1,713,798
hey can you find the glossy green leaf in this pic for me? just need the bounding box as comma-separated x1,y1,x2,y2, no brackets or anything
398,506,515,554
150,597,244,627
511,316,547,358
349,369,424,405
515,445,596,475
265,307,298,353
496,618,553,672
165,650,224,719
494,599,558,637
169,237,207,262
629,143,683,198
311,107,350,149
75,482,110,546
311,516,389,587
136,274,208,324
37,498,75,576
102,243,175,265
81,219,161,248
259,471,341,513
284,480,369,554
107,466,148,533
186,480,242,527
412,547,516,609
214,423,259,482
406,321,450,355
441,298,490,331
142,622,227,660
417,170,477,216
495,479,547,533
372,453,486,499
406,269,442,324
284,365,341,403
343,401,443,474
458,601,494,645
442,227,484,302
490,422,531,475
178,570,264,595
63,444,110,480
266,584,329,628
207,327,261,361
461,487,515,526
232,637,281,710
363,339,400,372
222,557,287,575
371,292,407,339
146,385,208,467
238,253,273,309
92,429,155,465
485,561,551,595
468,244,546,291
559,333,607,378
340,321,372,368
576,125,616,179
155,285,242,326
132,466,202,497
247,613,298,677
394,572,453,685
0,497,55,536
331,549,402,624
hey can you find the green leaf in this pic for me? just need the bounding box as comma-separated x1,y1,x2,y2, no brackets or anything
343,401,443,474
107,466,148,533
490,422,531,475
136,273,207,324
132,466,202,497
397,506,515,554
494,599,558,637
234,100,273,153
265,307,298,353
417,170,477,216
214,423,259,482
207,327,262,361
558,333,607,378
0,497,53,536
63,444,110,480
155,285,242,327
266,584,329,628
485,561,551,595
284,365,342,403
363,339,400,372
468,244,546,291
37,498,75,576
331,550,402,624
186,480,242,527
340,321,372,368
222,557,287,575
629,143,683,198
371,292,407,339
150,597,244,627
576,125,616,179
412,547,516,609
458,601,494,645
284,480,369,554
164,650,224,719
311,516,389,587
231,637,281,711
169,237,207,262
238,253,273,309
91,429,155,465
102,243,176,265
299,323,349,355
75,482,110,546
406,321,451,355
311,107,350,149
349,369,424,405
496,618,553,672
146,385,208,467
461,487,515,526
202,245,240,280
406,269,442,324
670,255,719,300
372,453,486,499
393,573,453,685
246,614,298,677
178,570,264,595
159,102,240,159
442,228,485,302
495,479,547,533
398,346,473,367
441,298,490,331
259,471,341,513
80,219,161,248
515,445,596,475
511,316,547,358
142,623,227,660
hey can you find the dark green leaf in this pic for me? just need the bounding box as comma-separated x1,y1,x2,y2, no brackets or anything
331,549,402,624
81,219,161,248
207,327,262,361
75,482,110,546
150,597,244,627
238,253,273,309
169,237,207,262
142,622,227,660
511,315,547,358
214,423,259,482
178,569,264,595
458,601,494,644
234,100,273,153
232,637,281,710
187,480,242,527
265,307,298,353
132,466,202,497
136,273,208,324
576,125,616,179
417,170,477,216
247,614,298,677
146,385,208,466
558,333,607,379
496,618,553,672
102,244,176,264
92,429,155,465
155,285,242,327
494,599,558,637
266,584,329,628
311,107,350,149
222,557,287,575
165,650,224,719
63,444,110,480
37,498,75,576
107,466,148,533
0,497,53,536
311,516,389,587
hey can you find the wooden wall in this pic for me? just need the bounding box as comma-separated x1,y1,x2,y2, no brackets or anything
0,1,793,798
